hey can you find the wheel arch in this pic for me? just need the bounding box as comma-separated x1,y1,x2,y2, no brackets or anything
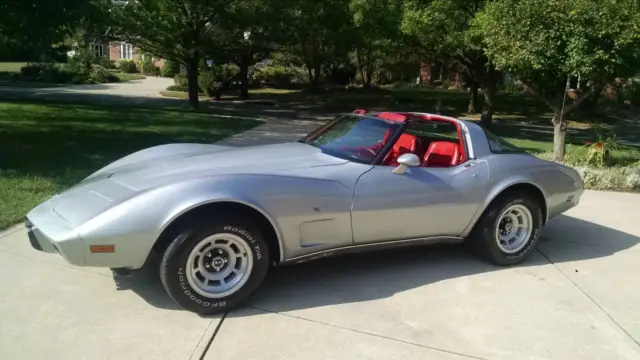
462,180,549,237
152,200,284,265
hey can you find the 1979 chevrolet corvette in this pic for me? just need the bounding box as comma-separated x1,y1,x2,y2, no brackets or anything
25,110,583,314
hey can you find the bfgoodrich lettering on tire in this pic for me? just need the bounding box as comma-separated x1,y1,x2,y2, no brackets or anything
470,192,542,266
160,218,270,314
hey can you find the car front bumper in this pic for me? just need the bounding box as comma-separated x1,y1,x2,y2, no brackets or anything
25,212,86,267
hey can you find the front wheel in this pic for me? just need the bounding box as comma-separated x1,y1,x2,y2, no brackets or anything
160,218,270,314
470,192,543,266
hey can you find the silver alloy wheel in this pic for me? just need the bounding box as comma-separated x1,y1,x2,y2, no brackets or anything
495,204,533,254
185,233,254,298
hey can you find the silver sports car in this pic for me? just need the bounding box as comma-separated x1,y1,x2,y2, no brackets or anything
25,110,583,314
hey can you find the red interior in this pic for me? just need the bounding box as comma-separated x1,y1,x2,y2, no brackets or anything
382,133,423,167
376,112,408,122
422,141,460,167
354,110,466,168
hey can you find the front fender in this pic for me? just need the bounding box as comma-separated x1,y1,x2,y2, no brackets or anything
460,175,548,237
75,176,282,269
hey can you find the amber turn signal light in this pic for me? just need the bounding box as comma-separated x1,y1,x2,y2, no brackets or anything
90,245,115,253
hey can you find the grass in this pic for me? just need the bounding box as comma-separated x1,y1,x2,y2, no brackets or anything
113,72,147,81
0,101,262,230
0,62,27,72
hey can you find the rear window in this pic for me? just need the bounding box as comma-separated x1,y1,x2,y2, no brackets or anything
483,129,524,154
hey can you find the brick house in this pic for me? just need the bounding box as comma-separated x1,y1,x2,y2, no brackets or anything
87,39,165,69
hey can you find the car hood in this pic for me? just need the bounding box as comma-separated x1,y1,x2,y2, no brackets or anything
91,142,348,191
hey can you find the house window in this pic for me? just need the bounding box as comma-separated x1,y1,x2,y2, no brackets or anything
121,43,133,60
89,42,104,58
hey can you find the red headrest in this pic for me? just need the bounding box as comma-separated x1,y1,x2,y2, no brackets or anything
423,141,460,167
393,133,420,153
377,112,406,122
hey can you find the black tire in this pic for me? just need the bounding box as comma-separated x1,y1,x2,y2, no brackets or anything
469,192,543,266
160,218,270,314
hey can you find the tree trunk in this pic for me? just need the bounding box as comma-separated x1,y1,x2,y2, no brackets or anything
552,115,567,162
480,85,495,129
468,82,480,114
186,57,200,110
239,53,249,100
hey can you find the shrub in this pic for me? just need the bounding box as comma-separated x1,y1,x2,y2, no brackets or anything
139,55,161,76
161,59,181,78
198,70,222,98
119,60,138,73
71,75,89,84
67,50,95,75
91,68,120,83
622,79,640,105
20,64,43,78
167,84,188,92
37,67,73,83
174,74,188,88
251,65,307,87
98,57,117,69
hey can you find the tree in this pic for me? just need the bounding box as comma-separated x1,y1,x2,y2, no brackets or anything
0,0,100,58
103,0,228,109
276,0,355,90
214,0,277,99
401,0,502,127
475,0,640,161
349,0,403,88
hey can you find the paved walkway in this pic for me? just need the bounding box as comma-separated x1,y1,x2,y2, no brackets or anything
1,125,639,359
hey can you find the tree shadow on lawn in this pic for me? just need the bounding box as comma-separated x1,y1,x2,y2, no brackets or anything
0,101,263,188
117,214,639,314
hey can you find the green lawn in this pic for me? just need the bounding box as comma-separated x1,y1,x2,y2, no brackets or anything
0,101,262,229
0,62,26,72
113,72,147,81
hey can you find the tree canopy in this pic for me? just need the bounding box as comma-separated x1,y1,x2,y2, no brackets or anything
474,0,640,160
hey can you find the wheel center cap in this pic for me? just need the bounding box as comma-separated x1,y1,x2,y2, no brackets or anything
504,223,513,232
211,257,225,271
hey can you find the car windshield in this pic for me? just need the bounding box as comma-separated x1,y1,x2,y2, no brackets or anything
303,115,402,163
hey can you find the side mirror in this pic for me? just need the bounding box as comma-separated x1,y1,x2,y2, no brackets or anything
392,153,421,174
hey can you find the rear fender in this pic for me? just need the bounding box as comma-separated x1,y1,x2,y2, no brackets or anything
460,176,549,238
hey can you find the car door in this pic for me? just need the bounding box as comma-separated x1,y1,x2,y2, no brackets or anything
350,120,489,244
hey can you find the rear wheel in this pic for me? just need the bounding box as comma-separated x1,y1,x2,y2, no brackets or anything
470,192,543,266
160,218,270,314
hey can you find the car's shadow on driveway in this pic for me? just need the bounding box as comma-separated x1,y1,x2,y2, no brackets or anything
114,214,639,314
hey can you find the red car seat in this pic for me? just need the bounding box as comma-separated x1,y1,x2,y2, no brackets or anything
383,134,422,166
422,141,460,167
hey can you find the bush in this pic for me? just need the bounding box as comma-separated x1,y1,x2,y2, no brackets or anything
167,84,188,92
174,74,188,88
198,70,222,98
119,60,138,73
622,79,640,105
71,75,89,84
161,59,181,78
67,50,95,76
91,68,120,83
98,57,117,69
139,55,161,76
20,64,43,78
251,65,307,87
37,67,73,83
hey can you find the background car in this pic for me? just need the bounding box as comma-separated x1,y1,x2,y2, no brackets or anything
25,110,584,314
